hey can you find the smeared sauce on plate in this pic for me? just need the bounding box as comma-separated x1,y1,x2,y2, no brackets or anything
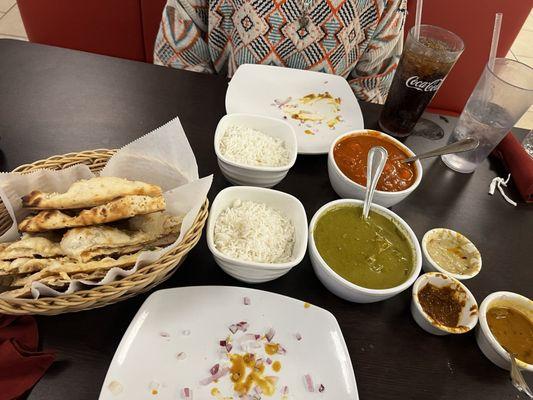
230,353,276,396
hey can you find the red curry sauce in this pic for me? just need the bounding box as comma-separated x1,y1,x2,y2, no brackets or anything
333,132,417,192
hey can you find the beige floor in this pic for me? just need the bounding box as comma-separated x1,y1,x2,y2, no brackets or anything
0,3,531,128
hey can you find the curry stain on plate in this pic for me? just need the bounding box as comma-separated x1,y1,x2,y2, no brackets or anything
230,353,277,396
264,343,279,355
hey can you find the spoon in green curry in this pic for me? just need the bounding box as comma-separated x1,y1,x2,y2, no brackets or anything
362,146,389,220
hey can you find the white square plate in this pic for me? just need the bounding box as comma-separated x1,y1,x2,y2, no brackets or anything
99,286,358,399
226,64,364,155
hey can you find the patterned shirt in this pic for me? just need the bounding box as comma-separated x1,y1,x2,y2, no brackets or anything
154,0,407,103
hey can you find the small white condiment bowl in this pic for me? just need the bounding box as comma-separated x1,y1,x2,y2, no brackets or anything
308,199,422,303
476,291,533,371
411,272,478,336
206,186,308,283
421,228,482,280
327,130,422,207
214,113,297,188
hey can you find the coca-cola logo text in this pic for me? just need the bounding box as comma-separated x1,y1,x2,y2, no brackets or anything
405,76,443,92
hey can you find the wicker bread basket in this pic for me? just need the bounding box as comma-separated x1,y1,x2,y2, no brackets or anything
0,149,209,315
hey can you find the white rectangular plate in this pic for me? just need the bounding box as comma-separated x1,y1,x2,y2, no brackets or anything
226,64,364,155
99,286,358,399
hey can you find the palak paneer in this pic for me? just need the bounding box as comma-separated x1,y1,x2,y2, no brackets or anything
313,205,414,289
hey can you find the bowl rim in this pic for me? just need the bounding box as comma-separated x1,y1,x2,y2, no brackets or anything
214,113,298,172
308,198,422,295
478,291,533,371
206,186,308,270
328,129,423,196
421,228,482,280
411,272,479,334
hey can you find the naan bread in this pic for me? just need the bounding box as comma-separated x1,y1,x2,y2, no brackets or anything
60,212,182,261
0,235,63,260
0,257,64,275
1,268,115,298
22,177,162,209
18,195,166,232
13,253,139,287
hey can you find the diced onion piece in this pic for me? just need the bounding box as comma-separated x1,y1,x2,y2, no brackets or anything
265,328,275,342
266,358,273,365
200,366,229,385
237,333,259,344
304,374,314,392
229,324,239,334
225,343,233,352
318,384,325,392
277,345,287,355
281,385,289,395
210,363,220,375
237,321,249,332
243,296,251,305
295,332,302,341
181,388,192,399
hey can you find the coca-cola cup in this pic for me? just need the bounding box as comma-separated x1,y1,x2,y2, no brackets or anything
379,25,464,137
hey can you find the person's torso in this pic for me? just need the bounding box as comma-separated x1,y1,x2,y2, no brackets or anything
207,0,385,76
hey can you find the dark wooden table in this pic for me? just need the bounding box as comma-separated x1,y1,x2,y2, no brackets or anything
0,39,531,400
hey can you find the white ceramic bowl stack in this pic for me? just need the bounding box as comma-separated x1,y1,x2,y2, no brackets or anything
206,186,308,283
214,113,297,188
476,291,533,371
411,272,479,336
308,199,422,303
327,130,423,207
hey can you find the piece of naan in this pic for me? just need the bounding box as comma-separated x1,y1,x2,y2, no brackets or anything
18,195,166,232
13,253,139,287
60,212,182,262
0,257,67,276
22,177,162,209
0,234,64,260
1,268,117,298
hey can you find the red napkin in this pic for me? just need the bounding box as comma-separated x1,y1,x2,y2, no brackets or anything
0,315,55,400
492,132,533,203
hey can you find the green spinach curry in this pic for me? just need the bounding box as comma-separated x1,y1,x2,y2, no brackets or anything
314,205,414,289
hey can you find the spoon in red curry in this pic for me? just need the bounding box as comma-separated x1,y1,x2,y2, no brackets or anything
362,146,388,220
401,137,479,164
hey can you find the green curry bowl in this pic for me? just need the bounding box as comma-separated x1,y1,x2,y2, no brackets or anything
308,199,422,303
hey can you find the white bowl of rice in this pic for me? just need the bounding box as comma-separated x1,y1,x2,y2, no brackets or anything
214,113,297,188
206,186,308,283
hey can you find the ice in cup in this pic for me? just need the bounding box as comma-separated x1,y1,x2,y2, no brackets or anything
379,25,464,137
442,58,533,173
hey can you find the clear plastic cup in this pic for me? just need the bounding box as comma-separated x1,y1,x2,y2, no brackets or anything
442,59,533,173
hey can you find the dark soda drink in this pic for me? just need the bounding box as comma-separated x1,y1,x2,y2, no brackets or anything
379,25,464,137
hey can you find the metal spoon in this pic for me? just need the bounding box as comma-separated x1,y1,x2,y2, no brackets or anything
362,146,388,220
506,348,533,398
401,137,479,164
